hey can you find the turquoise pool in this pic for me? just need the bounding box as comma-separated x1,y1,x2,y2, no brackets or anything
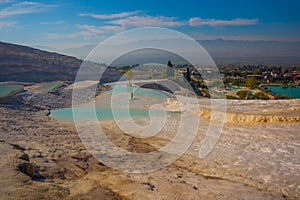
108,85,167,99
38,81,63,92
51,107,168,121
51,84,172,121
0,84,23,98
227,85,241,92
264,85,300,98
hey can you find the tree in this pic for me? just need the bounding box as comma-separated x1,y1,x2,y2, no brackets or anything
253,69,261,75
237,90,253,99
246,76,258,89
166,60,174,78
161,68,166,78
125,69,132,86
185,67,191,82
254,92,270,100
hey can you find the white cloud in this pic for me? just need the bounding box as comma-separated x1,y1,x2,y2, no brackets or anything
76,24,124,38
44,33,80,39
78,11,140,19
109,15,184,27
189,17,259,26
0,1,56,18
45,25,124,40
100,25,125,32
40,20,64,25
77,24,104,34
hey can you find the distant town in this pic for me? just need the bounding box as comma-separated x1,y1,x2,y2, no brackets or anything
118,62,300,100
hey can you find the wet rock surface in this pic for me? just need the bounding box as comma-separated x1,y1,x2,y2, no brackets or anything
0,108,123,199
0,141,70,200
0,81,299,199
0,104,299,199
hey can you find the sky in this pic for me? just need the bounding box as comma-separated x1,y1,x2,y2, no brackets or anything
0,0,300,52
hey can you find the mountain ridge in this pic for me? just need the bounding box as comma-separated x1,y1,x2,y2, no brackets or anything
41,39,300,66
0,41,121,83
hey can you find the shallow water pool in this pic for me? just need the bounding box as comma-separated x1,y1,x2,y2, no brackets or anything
50,106,169,121
0,84,23,98
264,85,300,98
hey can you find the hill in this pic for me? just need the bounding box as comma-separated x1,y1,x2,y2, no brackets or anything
0,41,121,83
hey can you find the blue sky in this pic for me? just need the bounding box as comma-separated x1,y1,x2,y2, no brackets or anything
0,0,300,50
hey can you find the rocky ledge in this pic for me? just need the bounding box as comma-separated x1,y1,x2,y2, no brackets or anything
1,104,299,199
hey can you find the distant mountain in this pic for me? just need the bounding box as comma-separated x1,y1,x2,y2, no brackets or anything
199,39,300,57
199,39,300,65
0,41,121,83
56,39,300,66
